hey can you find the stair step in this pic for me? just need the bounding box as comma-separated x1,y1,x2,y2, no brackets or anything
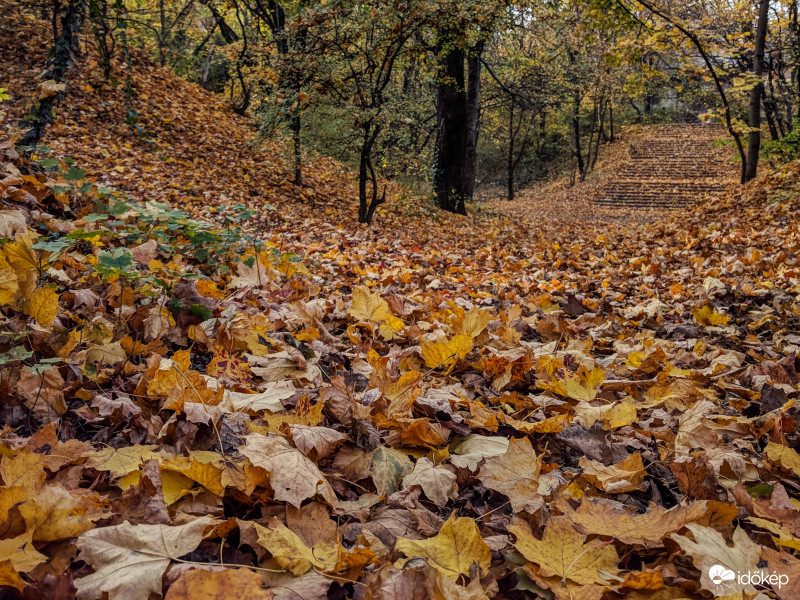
592,124,733,209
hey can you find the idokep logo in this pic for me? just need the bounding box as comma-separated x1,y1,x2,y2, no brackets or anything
708,565,735,585
707,564,789,589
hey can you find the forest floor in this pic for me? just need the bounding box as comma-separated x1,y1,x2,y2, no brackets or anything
2,6,800,600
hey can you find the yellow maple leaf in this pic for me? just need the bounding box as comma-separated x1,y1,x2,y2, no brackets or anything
348,286,404,340
420,333,473,369
23,287,59,327
692,304,730,326
252,518,339,575
509,517,619,585
536,357,604,402
395,514,491,580
765,442,800,477
0,268,18,304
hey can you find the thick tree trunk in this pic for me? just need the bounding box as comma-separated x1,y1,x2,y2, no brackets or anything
745,0,770,182
434,37,468,215
463,41,483,203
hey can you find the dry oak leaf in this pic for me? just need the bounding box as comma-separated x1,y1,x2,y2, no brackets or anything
420,334,473,369
509,517,620,585
671,524,761,595
74,516,214,600
401,457,458,508
394,514,491,580
477,436,543,513
240,434,339,508
579,452,646,493
349,286,404,340
165,567,272,600
23,286,59,328
764,441,800,478
565,498,738,546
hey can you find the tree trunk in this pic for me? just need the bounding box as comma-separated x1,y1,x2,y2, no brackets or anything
507,100,514,201
291,111,302,186
434,34,468,215
745,0,770,182
463,40,483,203
158,0,167,66
571,90,584,179
21,0,86,148
358,127,385,224
199,0,239,44
609,102,615,142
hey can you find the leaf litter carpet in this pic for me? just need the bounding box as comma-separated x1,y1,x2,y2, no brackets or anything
2,8,800,600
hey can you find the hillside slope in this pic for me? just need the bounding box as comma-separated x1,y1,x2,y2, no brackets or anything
0,5,356,221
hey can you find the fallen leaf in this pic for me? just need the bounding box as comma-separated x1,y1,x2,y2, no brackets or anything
75,516,214,600
671,524,760,595
395,514,491,580
509,516,620,585
401,457,457,507
477,437,543,513
23,286,59,327
240,434,339,508
165,567,272,599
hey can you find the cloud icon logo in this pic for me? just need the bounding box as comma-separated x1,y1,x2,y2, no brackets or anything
708,565,736,585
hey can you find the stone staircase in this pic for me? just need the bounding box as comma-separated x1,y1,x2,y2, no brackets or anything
594,124,736,209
